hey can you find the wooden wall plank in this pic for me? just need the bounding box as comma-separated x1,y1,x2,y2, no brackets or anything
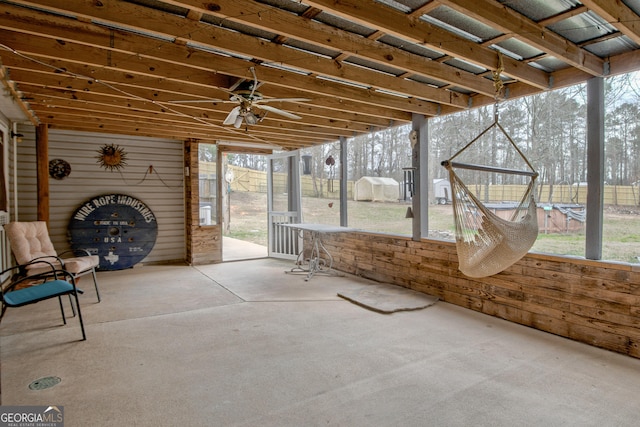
317,231,640,359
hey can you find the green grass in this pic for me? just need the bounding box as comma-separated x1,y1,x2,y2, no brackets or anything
531,233,585,257
227,191,640,264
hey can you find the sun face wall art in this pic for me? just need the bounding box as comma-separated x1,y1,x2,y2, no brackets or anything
96,143,128,172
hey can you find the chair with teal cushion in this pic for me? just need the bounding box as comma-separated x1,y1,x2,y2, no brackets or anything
1,260,86,341
3,221,101,302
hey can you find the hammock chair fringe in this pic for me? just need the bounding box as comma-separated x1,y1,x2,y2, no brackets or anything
447,167,539,278
442,51,538,278
442,109,538,278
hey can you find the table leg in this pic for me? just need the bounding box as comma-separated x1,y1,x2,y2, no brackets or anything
285,231,342,281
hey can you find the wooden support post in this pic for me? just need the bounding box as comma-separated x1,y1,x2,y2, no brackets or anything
339,136,348,227
586,77,604,260
411,113,429,241
35,124,49,223
184,139,194,263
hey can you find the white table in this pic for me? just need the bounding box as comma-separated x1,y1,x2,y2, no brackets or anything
280,223,354,281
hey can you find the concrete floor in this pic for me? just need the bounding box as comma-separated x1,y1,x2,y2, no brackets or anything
2,255,640,426
223,236,268,261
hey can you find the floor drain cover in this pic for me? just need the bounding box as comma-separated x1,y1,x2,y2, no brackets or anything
29,376,61,390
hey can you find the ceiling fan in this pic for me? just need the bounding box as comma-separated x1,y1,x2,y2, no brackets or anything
169,67,310,128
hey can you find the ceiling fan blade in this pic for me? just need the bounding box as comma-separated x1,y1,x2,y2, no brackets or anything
229,94,251,103
249,67,259,99
254,98,311,104
223,106,241,125
255,104,302,120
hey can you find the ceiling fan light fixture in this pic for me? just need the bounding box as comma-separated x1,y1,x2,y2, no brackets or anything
245,111,259,125
173,68,310,127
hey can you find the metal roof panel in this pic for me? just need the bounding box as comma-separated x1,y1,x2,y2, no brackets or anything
377,34,445,59
585,35,640,58
494,38,545,61
547,11,617,44
443,58,488,75
343,57,407,77
530,56,572,73
426,5,503,42
498,0,581,22
283,40,340,59
200,14,279,41
313,11,377,37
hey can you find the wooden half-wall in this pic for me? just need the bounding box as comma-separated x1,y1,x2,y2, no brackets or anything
319,232,640,359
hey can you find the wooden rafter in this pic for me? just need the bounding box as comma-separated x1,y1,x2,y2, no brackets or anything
581,0,640,46
0,0,639,149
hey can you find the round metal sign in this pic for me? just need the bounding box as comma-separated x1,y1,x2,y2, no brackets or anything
68,194,158,270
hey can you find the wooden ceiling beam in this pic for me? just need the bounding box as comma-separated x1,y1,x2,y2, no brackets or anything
0,18,426,121
608,49,640,76
301,0,550,89
6,0,472,108
581,0,640,46
481,34,512,47
578,31,622,48
16,81,376,144
4,54,391,129
408,1,441,17
14,76,396,132
44,114,326,147
537,5,588,27
45,119,310,149
153,0,502,95
0,42,436,124
438,0,605,76
28,104,355,142
15,86,331,145
9,65,413,128
1,0,638,149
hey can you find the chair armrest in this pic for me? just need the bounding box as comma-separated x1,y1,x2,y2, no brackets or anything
58,249,93,258
30,255,65,266
1,265,25,291
1,260,61,294
1,259,60,279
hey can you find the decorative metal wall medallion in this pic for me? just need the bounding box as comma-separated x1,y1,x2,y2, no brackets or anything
97,143,128,171
49,158,71,179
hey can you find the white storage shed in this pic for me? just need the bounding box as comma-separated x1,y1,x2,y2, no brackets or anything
353,177,400,202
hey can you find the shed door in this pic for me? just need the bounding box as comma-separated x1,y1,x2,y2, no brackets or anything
267,151,302,259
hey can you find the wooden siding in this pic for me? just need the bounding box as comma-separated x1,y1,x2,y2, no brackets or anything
15,125,186,265
11,128,37,222
318,232,640,359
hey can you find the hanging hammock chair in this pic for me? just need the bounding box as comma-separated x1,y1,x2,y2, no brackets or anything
441,117,539,278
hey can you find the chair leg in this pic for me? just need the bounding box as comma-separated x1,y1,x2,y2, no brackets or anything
67,295,77,317
91,269,101,302
72,290,86,341
58,296,67,325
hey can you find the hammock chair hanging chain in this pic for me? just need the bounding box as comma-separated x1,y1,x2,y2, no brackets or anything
442,51,537,178
441,52,540,278
492,51,505,121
